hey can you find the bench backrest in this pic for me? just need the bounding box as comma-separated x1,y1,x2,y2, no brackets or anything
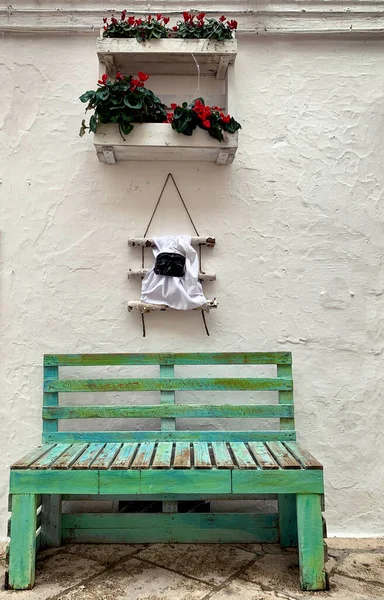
42,352,295,444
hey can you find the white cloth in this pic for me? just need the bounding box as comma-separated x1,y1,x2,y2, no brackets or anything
141,235,207,310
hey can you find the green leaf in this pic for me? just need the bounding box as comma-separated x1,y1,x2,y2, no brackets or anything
124,94,143,109
97,88,110,101
120,120,134,135
79,90,95,103
79,119,88,137
89,114,97,133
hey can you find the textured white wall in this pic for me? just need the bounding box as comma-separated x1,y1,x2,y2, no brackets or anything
0,33,383,537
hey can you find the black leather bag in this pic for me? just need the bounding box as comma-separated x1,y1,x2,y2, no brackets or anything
154,252,186,277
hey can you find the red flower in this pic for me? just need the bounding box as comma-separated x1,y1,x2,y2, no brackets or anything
135,17,143,25
228,19,238,29
115,71,123,81
103,25,108,31
103,17,108,23
136,82,144,87
138,71,149,82
128,15,135,25
121,10,126,20
156,13,162,20
202,119,211,128
111,16,118,24
183,11,190,22
170,103,178,109
97,73,108,85
172,25,178,31
197,12,205,20
147,14,152,22
163,17,170,24
221,113,231,123
130,78,140,88
219,15,226,22
166,112,173,122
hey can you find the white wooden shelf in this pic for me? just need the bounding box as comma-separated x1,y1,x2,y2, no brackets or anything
128,268,216,282
94,123,238,165
128,236,215,247
127,300,218,313
97,38,237,80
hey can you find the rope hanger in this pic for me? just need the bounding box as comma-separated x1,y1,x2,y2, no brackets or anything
140,173,211,337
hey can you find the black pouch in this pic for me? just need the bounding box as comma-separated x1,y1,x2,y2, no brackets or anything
154,252,186,277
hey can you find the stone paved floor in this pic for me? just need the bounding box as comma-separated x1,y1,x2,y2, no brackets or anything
1,539,383,599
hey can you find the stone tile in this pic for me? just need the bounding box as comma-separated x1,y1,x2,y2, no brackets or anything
0,554,104,599
209,578,286,599
62,543,146,565
56,558,211,600
336,553,384,585
0,543,7,561
136,543,256,585
230,543,263,554
318,573,384,600
262,544,296,554
327,538,384,552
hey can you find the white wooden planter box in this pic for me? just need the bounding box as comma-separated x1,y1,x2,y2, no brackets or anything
94,123,238,165
97,37,237,79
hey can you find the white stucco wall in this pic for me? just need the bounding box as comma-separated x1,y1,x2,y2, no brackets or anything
1,32,383,538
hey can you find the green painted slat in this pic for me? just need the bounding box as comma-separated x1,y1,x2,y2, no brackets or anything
10,470,99,494
90,443,121,470
131,442,156,469
248,442,279,469
50,444,88,469
141,470,231,494
278,494,298,548
44,352,292,366
152,442,173,468
284,443,323,470
233,470,324,495
71,443,105,469
278,364,295,431
111,443,138,469
41,495,62,547
44,378,293,393
297,494,327,590
160,364,175,433
29,444,71,470
230,442,258,469
43,430,296,444
193,442,212,468
11,445,56,470
266,442,301,469
98,470,141,494
211,442,234,468
43,366,59,435
173,442,191,468
42,404,294,420
8,494,37,590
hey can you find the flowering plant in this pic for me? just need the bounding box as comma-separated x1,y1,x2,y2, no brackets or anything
103,11,170,40
175,12,237,40
169,98,241,142
79,72,167,138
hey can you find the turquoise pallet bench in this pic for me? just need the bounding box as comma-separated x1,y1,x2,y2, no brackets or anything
7,352,327,591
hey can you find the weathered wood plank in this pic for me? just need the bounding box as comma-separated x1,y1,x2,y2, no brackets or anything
44,430,296,444
29,445,70,470
50,444,88,469
248,442,279,469
233,470,324,495
11,445,56,470
128,236,216,248
98,470,140,494
44,352,292,366
43,404,294,420
90,443,121,470
41,495,61,548
211,442,234,468
284,443,323,470
8,494,37,590
160,364,176,513
43,366,59,435
193,442,212,468
278,364,295,431
230,442,258,469
45,378,293,393
10,471,99,494
278,494,298,547
71,443,105,469
152,443,173,469
266,442,301,469
110,443,138,470
141,470,231,494
297,494,327,590
128,299,218,312
131,442,156,469
173,442,191,469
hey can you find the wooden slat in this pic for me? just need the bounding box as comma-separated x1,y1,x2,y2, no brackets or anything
230,442,258,469
44,352,292,366
50,444,88,469
131,442,156,469
43,366,59,435
152,442,173,469
10,470,99,494
173,442,191,468
248,442,279,469
45,378,293,393
284,442,323,470
211,442,235,468
90,443,121,470
29,444,70,470
71,443,105,469
110,443,138,470
44,430,296,444
42,404,294,420
266,442,301,469
278,363,295,431
193,442,212,468
11,445,56,470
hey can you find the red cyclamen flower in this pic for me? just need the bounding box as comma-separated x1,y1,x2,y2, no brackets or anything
183,11,190,22
103,17,108,23
138,71,149,82
147,14,152,22
121,10,126,20
98,73,108,85
115,71,123,81
221,113,231,123
135,18,143,25
111,17,118,24
202,120,211,128
170,103,178,109
228,19,238,29
219,15,226,22
197,12,205,20
172,25,178,31
128,15,135,25
163,17,170,24
156,13,162,20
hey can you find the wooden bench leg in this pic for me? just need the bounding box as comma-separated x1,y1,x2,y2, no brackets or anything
8,494,37,590
296,494,328,591
41,494,62,548
278,494,297,547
